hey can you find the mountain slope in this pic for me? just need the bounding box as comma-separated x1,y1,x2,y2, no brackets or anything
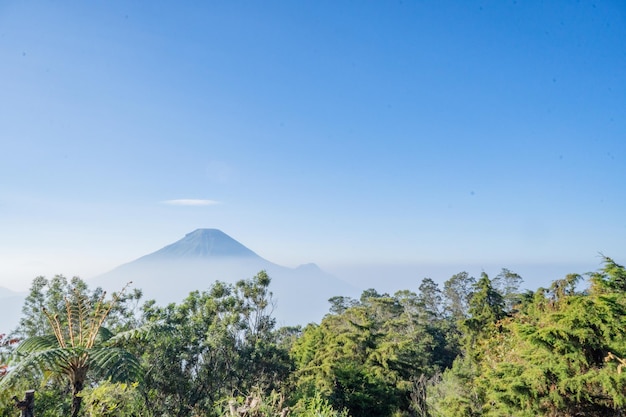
93,229,357,326
135,229,260,260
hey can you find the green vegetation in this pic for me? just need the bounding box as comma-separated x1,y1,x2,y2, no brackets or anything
2,258,626,416
0,276,146,417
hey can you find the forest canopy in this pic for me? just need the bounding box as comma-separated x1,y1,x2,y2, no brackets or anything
1,257,625,417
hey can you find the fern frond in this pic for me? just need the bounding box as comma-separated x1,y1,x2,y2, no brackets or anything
104,321,160,346
0,346,73,389
90,347,143,383
83,290,104,349
15,335,59,356
65,297,76,347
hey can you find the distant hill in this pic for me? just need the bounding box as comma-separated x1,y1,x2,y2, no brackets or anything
93,229,358,326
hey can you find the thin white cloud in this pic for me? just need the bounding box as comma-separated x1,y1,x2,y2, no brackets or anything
162,199,220,206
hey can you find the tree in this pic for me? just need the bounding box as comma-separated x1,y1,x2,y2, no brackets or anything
463,272,505,345
1,279,145,417
590,255,626,293
443,272,475,322
328,296,358,315
292,303,397,417
136,271,291,417
80,381,143,417
16,275,142,339
435,258,626,417
292,288,454,417
428,273,505,417
417,278,443,323
491,268,523,313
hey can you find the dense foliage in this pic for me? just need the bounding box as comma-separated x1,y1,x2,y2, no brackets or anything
1,258,625,417
429,257,626,417
135,271,293,417
0,275,146,417
291,287,456,416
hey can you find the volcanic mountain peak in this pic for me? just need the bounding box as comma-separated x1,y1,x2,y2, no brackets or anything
93,229,358,326
137,228,261,261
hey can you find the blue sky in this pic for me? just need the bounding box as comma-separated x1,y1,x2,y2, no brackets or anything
1,1,624,292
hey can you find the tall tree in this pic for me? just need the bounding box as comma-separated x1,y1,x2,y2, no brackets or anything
328,296,358,315
16,275,141,338
590,255,626,293
417,278,443,323
464,272,505,343
137,271,291,417
1,279,145,417
293,288,453,417
443,272,475,322
428,273,505,417
491,268,523,313
435,258,626,417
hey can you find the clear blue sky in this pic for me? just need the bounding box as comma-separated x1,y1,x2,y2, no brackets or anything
1,1,624,292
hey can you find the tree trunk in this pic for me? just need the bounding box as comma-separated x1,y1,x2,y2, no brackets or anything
71,381,84,417
12,390,35,417
410,374,430,417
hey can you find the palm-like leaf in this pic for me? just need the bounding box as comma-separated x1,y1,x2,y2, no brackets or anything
96,326,115,344
90,346,143,382
14,334,59,354
0,346,72,388
103,321,160,346
3,282,146,417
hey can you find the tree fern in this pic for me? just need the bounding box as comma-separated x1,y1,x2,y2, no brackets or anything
1,280,146,417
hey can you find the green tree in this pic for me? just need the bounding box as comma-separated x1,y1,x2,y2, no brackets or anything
590,255,626,293
417,278,443,323
16,275,142,338
292,288,453,417
80,381,143,417
328,296,358,315
427,354,483,417
137,271,291,417
428,273,505,417
443,272,475,322
292,305,396,417
434,258,626,417
491,268,523,313
464,272,505,346
1,279,145,417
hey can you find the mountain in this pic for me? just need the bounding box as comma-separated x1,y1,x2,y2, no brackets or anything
93,229,357,326
134,229,260,260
